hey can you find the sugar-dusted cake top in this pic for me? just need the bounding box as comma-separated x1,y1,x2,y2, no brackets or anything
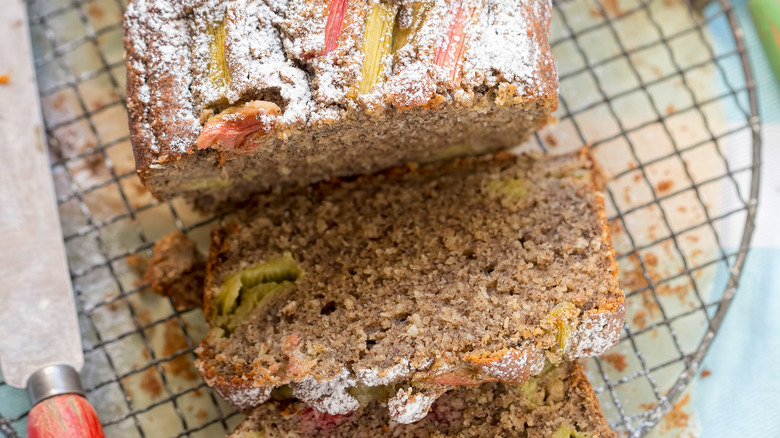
124,0,556,158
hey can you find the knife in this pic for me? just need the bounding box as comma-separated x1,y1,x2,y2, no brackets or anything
0,2,104,437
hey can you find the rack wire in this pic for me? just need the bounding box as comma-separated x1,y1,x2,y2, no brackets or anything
0,0,760,436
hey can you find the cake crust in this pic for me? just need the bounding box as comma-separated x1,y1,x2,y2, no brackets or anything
124,0,558,209
195,150,625,422
229,361,617,437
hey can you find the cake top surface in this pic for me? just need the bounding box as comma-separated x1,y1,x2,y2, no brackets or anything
124,0,556,160
196,151,624,421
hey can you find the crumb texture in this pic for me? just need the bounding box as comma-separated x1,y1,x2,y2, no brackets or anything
229,362,617,437
196,151,624,420
145,232,206,310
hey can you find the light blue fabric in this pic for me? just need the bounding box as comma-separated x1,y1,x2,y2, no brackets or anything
696,250,780,436
693,1,780,434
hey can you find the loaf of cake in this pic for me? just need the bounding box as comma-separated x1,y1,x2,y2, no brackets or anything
124,0,558,209
229,361,616,437
195,150,625,423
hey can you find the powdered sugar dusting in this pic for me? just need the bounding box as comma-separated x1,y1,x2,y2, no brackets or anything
355,358,411,386
388,387,436,424
125,0,201,154
291,369,360,415
477,346,545,383
126,0,555,160
226,0,313,127
215,384,272,411
568,305,626,359
461,0,550,96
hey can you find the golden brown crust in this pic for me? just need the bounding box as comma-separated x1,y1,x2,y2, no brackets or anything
228,362,616,437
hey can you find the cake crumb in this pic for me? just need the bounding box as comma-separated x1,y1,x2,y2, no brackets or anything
592,0,625,17
700,369,712,378
632,311,647,330
662,393,690,433
640,402,658,411
138,367,163,398
136,309,152,326
544,134,558,147
602,353,628,372
126,253,149,287
666,105,675,114
87,4,105,19
657,180,673,193
145,232,206,310
161,319,199,380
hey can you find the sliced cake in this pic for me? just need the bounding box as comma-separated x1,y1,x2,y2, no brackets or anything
124,0,557,209
229,361,616,437
195,150,625,423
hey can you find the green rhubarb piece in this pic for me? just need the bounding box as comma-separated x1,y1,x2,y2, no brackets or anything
553,169,591,181
552,424,591,438
520,376,545,407
359,2,396,94
214,253,301,330
188,177,234,191
425,143,473,163
391,1,430,53
486,178,529,200
545,302,578,352
207,18,230,90
270,385,294,400
348,385,393,406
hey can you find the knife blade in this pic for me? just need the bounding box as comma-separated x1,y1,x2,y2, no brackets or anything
0,1,103,437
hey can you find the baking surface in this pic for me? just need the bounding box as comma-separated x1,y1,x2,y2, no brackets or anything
0,0,759,436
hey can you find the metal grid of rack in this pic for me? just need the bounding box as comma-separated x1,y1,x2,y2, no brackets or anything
0,0,760,436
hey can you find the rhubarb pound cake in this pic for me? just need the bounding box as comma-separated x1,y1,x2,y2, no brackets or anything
195,150,625,423
124,0,558,209
229,362,616,437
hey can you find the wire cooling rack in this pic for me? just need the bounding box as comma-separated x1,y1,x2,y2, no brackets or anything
0,0,760,436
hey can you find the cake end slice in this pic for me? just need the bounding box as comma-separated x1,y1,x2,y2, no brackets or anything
124,0,558,210
229,361,616,438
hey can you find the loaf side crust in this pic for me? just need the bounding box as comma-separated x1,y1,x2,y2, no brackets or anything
228,361,617,437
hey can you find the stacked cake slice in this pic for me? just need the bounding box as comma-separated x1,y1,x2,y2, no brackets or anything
194,151,624,434
229,362,615,437
126,0,624,435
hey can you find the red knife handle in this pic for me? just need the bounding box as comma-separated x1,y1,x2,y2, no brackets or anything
25,365,105,438
27,393,104,438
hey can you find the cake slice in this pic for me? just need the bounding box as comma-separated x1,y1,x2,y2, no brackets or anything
124,0,557,209
229,362,616,437
195,150,625,423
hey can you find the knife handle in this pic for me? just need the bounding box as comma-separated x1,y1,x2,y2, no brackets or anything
27,393,104,438
25,365,105,438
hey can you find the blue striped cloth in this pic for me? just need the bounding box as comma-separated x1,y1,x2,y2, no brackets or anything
692,0,780,435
